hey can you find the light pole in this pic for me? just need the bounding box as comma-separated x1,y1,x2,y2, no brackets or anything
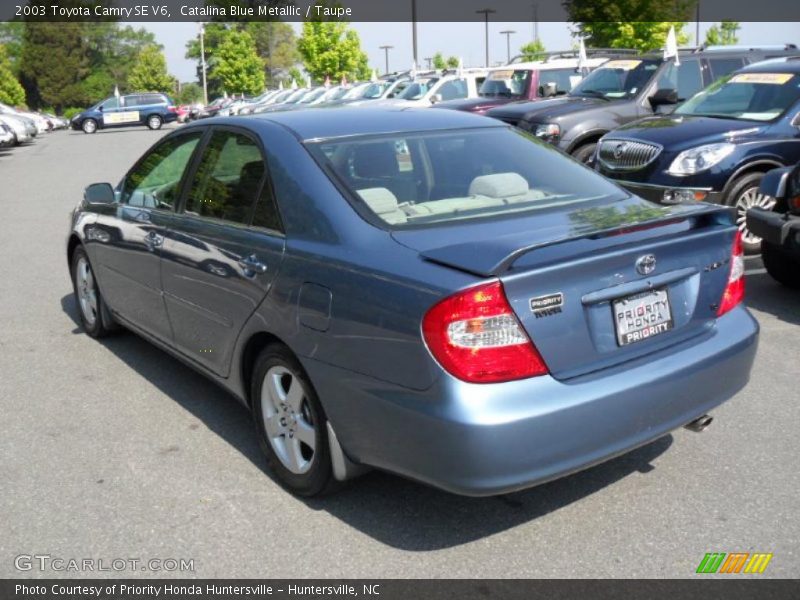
411,0,418,67
424,57,433,69
198,23,208,105
500,30,516,64
379,45,393,75
476,8,496,68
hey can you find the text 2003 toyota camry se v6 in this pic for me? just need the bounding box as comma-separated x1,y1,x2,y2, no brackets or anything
67,108,758,497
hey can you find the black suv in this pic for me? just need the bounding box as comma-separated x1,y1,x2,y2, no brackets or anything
486,45,800,163
748,163,800,287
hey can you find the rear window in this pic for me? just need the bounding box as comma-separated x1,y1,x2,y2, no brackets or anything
309,127,627,228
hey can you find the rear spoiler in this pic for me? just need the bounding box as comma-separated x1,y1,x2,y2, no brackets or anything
420,204,733,277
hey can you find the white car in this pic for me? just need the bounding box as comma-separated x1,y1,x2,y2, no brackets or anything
0,102,49,134
375,70,488,108
0,113,33,144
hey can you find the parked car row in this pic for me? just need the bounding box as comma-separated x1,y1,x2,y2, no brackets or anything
0,102,68,149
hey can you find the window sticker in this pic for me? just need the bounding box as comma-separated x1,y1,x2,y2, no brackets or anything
602,60,642,71
729,73,793,85
489,70,514,79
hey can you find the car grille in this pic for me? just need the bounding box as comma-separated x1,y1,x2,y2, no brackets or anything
598,139,662,171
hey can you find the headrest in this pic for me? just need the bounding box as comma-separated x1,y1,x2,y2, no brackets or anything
356,188,407,225
468,172,529,198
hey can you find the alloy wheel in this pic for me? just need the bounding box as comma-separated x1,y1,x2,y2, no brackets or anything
75,256,97,326
735,186,775,247
260,366,316,474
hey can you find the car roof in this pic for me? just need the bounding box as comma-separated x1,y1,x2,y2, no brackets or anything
244,106,502,141
739,57,800,74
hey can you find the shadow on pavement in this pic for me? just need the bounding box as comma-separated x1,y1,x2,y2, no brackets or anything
61,292,674,551
745,269,800,326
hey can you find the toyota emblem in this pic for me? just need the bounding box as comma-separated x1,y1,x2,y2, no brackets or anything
635,254,657,275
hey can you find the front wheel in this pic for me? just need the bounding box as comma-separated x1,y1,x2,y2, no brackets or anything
762,241,800,289
70,246,115,337
251,345,336,496
727,172,776,254
147,115,162,130
571,142,597,165
82,119,97,134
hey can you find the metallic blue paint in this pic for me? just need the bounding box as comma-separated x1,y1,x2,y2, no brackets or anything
68,107,759,495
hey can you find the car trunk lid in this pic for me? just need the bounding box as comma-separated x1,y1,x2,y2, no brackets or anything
393,198,737,380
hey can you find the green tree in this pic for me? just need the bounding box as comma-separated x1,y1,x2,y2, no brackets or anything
210,29,265,95
297,8,370,82
0,44,25,105
431,52,459,70
564,0,695,52
20,22,91,110
519,39,547,61
705,21,740,46
127,44,174,92
175,82,203,105
186,21,298,93
86,25,159,93
0,22,24,73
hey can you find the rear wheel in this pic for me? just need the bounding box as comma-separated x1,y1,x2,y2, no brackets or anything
82,119,97,134
726,172,776,254
147,115,163,130
571,142,597,165
762,241,800,289
251,345,336,496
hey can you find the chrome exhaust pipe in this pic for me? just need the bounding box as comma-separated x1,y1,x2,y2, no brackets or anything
685,414,713,433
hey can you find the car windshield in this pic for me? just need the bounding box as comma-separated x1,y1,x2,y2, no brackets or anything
309,127,627,228
397,78,439,100
321,87,348,101
570,59,661,99
299,88,327,104
676,72,800,121
362,82,391,99
480,69,531,97
343,83,371,99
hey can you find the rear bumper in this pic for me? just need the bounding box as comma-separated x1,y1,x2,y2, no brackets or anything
304,305,758,496
747,208,800,256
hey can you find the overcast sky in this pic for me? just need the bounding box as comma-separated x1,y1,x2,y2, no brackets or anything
140,22,800,83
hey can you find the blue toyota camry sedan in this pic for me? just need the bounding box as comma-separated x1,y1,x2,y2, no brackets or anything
67,108,758,497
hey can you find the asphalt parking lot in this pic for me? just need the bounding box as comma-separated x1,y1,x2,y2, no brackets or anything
1,126,798,579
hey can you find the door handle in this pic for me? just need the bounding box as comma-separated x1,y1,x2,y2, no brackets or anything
145,230,164,248
238,254,268,275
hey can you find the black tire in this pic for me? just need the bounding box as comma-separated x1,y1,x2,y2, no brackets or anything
251,344,336,497
70,246,116,337
571,142,597,165
147,115,163,130
82,118,97,134
762,241,800,289
725,172,775,255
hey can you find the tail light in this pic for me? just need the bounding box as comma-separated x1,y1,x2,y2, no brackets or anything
422,281,548,384
717,231,745,317
789,195,800,213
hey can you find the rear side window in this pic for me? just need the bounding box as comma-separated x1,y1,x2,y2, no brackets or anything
709,58,745,80
538,68,584,96
142,94,165,105
184,130,267,225
438,79,468,101
656,59,703,100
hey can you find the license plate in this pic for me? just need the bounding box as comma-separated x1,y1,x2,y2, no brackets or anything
613,289,673,346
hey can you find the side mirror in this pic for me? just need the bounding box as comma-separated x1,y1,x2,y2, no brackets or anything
431,93,443,104
84,182,115,204
649,88,679,111
540,82,557,98
758,166,793,200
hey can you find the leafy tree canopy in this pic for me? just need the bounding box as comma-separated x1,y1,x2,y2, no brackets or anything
210,29,265,95
127,44,174,92
297,4,370,82
0,43,25,105
564,0,696,52
519,39,547,61
705,21,740,46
